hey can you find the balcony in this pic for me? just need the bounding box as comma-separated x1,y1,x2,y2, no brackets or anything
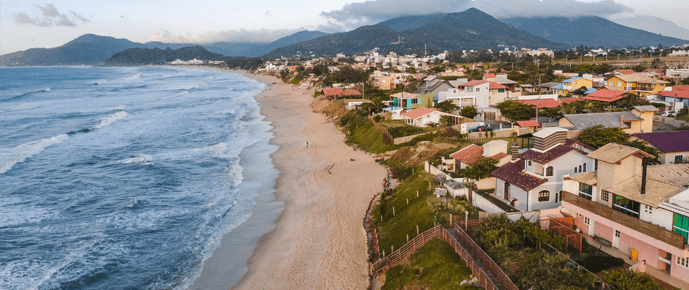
562,191,686,249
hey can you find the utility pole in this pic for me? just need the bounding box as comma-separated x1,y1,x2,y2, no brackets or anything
673,74,680,111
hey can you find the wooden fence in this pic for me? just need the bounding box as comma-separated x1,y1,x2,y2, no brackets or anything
371,225,441,275
368,116,393,143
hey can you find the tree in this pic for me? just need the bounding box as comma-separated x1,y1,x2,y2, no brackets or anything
604,269,661,290
497,101,536,122
439,115,453,127
576,125,627,148
464,158,499,181
460,106,478,119
435,100,459,113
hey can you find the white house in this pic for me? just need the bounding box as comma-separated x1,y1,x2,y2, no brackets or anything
490,128,596,211
438,80,490,109
401,107,463,127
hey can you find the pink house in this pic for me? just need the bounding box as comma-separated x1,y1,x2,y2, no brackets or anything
561,143,689,285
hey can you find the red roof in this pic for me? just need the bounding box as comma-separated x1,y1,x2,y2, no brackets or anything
583,89,627,102
491,159,547,191
491,152,510,161
341,89,362,96
484,73,496,78
488,68,497,72
617,69,636,74
644,69,666,76
459,80,488,87
489,82,507,90
450,144,484,165
323,88,342,97
516,99,561,108
660,85,689,99
401,107,441,119
517,120,540,128
560,98,584,104
520,144,580,164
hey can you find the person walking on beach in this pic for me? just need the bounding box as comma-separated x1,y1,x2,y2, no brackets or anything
306,141,309,148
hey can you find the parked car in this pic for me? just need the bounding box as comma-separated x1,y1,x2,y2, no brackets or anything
468,125,493,132
661,110,676,117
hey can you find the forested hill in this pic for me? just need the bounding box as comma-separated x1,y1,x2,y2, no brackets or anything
104,46,226,66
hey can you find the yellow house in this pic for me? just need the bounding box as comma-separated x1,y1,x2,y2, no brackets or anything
605,74,669,98
370,75,396,90
559,108,654,134
553,77,593,96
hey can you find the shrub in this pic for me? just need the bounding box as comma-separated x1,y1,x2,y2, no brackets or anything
580,255,625,273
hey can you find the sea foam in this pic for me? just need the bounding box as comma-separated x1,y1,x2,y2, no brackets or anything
92,111,128,129
0,134,69,175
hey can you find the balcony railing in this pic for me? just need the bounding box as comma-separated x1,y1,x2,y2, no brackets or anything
562,191,686,249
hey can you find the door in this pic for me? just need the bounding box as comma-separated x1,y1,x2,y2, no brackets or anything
613,230,620,248
504,182,510,200
485,112,496,120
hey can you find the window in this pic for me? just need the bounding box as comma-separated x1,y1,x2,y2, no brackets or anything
574,167,578,173
583,163,586,172
595,160,598,171
644,205,653,215
678,257,689,268
601,190,610,202
528,160,532,166
613,195,640,218
578,165,582,172
584,217,590,225
538,190,550,202
674,214,689,243
675,155,684,164
546,166,554,177
579,183,593,200
476,88,480,92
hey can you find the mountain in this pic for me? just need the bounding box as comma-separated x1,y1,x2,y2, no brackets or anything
264,24,441,58
0,34,145,66
0,30,327,66
104,45,226,66
612,15,689,41
501,16,688,48
264,8,566,58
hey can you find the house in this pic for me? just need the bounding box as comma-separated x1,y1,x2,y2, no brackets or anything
370,71,396,90
401,107,463,127
606,74,669,98
537,82,561,94
515,120,541,134
553,77,594,96
658,85,689,110
343,99,371,110
583,89,628,103
491,128,596,212
561,143,689,286
614,69,636,75
483,73,497,82
631,131,689,164
450,141,511,189
518,84,535,93
488,82,510,106
391,92,433,109
630,105,658,133
494,76,518,92
558,109,653,134
414,76,454,102
438,80,490,109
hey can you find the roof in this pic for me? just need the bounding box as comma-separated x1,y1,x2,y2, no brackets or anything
484,73,496,78
560,98,584,104
401,107,442,119
490,159,547,191
519,84,534,88
323,88,341,96
564,76,583,83
605,164,689,206
491,152,510,160
614,73,669,84
538,82,561,88
632,105,658,112
583,89,627,102
460,80,488,87
565,139,597,151
516,99,561,108
552,84,565,90
391,92,420,99
520,144,579,164
659,86,689,99
560,111,643,130
450,144,485,165
517,120,540,128
633,131,689,153
342,89,361,96
494,78,518,85
533,127,567,139
587,143,654,164
585,88,598,95
570,171,598,186
617,69,636,74
489,82,507,90
415,79,452,94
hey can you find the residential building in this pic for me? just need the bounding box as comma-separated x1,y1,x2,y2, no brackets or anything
494,76,518,92
488,82,510,106
632,131,689,165
558,109,653,134
536,82,561,94
561,143,689,285
491,128,595,211
401,107,462,127
414,76,454,103
553,77,594,96
370,71,396,90
657,85,689,110
450,141,511,189
390,92,433,109
438,80,490,109
606,74,669,98
483,73,496,82
583,89,628,104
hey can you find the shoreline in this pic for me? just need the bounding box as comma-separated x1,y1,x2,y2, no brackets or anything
189,68,387,289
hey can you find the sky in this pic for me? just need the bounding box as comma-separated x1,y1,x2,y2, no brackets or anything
2,0,689,54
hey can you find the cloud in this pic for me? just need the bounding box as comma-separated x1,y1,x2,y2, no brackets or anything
146,28,304,44
321,0,633,29
13,4,90,27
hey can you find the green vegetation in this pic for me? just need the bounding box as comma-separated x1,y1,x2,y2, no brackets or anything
497,101,536,122
383,239,478,290
460,106,478,119
603,269,661,290
386,124,424,138
578,256,624,273
576,125,660,161
288,77,302,85
435,100,459,113
463,158,498,181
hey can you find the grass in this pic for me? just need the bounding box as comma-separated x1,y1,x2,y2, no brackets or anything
383,239,479,290
348,121,401,153
676,114,689,123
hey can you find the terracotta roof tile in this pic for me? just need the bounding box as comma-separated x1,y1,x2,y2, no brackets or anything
489,82,507,90
459,80,488,87
323,88,342,96
517,120,540,128
491,152,509,160
583,89,626,102
516,99,561,108
490,159,547,191
520,144,578,164
450,144,484,165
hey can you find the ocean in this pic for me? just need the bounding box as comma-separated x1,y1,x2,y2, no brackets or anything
0,66,279,289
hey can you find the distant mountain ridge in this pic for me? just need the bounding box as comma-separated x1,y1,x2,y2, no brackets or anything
0,31,327,66
501,16,688,48
105,45,225,66
612,15,689,41
265,8,567,58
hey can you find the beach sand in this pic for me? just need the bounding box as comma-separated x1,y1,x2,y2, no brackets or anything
189,70,387,289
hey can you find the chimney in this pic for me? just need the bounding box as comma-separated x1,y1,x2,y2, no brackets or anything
511,132,519,161
641,157,649,195
620,115,624,128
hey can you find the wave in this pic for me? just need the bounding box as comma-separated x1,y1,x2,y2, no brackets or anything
2,87,51,102
125,73,142,80
116,154,153,165
92,111,128,129
0,134,69,175
109,85,147,92
105,105,126,111
223,156,244,187
91,80,107,85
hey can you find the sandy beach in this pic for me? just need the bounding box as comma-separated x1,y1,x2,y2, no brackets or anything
189,70,387,289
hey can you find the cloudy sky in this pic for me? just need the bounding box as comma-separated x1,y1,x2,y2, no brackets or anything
2,0,688,54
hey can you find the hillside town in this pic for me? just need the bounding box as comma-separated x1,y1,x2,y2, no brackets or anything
214,49,689,289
